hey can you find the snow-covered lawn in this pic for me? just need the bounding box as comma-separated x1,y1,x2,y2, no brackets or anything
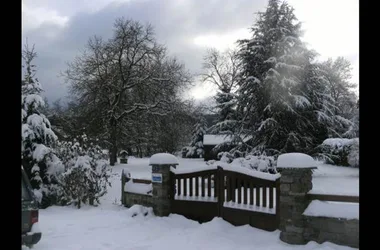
310,162,359,196
25,157,358,250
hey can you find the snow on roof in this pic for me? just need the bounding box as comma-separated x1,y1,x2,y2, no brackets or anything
277,153,316,169
120,150,128,154
149,153,179,165
303,200,359,220
203,134,252,146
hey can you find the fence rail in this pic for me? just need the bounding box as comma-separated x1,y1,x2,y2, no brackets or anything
307,193,359,203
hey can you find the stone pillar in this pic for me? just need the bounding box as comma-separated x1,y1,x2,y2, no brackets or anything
278,167,314,244
149,153,179,216
120,169,131,206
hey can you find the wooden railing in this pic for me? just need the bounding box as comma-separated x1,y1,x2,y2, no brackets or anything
222,168,280,213
132,178,152,184
172,169,217,200
307,193,359,203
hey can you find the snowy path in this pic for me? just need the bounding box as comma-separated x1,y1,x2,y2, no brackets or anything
24,158,358,250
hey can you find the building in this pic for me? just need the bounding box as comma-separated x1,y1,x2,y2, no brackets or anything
203,134,252,161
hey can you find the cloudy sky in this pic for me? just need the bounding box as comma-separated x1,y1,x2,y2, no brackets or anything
22,0,359,104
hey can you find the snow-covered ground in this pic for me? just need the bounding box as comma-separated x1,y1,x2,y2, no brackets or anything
310,162,359,196
25,157,358,250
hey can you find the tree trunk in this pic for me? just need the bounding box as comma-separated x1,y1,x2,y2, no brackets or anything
109,118,118,166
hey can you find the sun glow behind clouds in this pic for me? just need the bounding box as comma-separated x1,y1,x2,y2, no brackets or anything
191,0,359,99
193,28,251,51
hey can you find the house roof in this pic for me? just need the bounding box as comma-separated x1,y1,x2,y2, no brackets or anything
203,134,252,146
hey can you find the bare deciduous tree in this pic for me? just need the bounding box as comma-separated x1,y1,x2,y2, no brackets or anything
201,48,240,134
63,18,191,165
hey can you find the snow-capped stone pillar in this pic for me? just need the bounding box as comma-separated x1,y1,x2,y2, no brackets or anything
277,153,317,245
149,153,179,216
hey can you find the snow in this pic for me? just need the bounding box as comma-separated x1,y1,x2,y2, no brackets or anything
203,134,233,145
171,165,217,174
119,150,128,156
124,181,152,195
224,201,276,214
33,144,51,161
31,164,40,173
322,138,352,148
222,164,280,181
24,94,45,109
277,153,316,168
26,158,357,250
33,189,43,203
171,161,279,181
203,134,252,145
310,162,359,196
149,153,179,165
303,200,359,220
31,222,41,233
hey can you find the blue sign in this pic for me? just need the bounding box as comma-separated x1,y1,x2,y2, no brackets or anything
152,173,162,183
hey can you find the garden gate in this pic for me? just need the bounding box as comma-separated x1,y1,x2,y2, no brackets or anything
170,166,280,231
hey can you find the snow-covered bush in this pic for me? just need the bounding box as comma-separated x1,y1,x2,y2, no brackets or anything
316,138,359,167
217,151,234,163
209,152,277,174
54,135,111,208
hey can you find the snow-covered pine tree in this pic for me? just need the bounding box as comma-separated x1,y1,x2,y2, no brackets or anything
236,0,318,154
21,42,63,206
188,115,208,158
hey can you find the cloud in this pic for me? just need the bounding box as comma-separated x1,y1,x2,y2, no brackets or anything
22,0,267,103
22,0,358,103
22,3,69,33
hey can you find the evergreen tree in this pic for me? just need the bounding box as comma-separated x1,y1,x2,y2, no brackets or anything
237,0,316,154
21,42,63,205
188,115,208,158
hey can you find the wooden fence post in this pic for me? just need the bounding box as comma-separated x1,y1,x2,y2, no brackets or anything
121,169,126,205
217,166,224,217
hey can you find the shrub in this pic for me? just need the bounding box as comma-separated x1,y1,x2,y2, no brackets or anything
316,138,359,167
54,135,111,208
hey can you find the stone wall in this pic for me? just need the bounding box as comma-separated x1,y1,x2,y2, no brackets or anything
123,192,153,208
303,216,359,248
278,163,359,248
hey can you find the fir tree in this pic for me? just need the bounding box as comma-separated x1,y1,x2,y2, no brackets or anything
21,42,63,205
188,115,208,158
237,0,316,154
